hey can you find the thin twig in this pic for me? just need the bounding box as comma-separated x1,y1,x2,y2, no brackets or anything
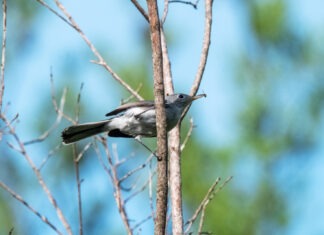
118,154,154,184
185,177,221,233
38,143,63,171
180,117,195,152
131,214,152,231
72,81,85,235
99,138,132,235
124,169,157,204
148,159,155,222
0,181,63,235
169,0,200,9
161,0,169,24
49,73,75,123
181,0,213,122
75,142,92,162
73,144,84,235
36,0,142,100
185,176,233,233
0,0,7,111
24,88,67,145
0,114,72,235
130,0,149,22
121,83,143,104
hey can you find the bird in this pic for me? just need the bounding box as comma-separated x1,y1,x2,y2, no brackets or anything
61,93,206,145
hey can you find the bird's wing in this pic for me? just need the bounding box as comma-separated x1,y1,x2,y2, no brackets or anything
105,100,154,116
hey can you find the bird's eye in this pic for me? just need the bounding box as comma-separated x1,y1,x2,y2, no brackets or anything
178,94,184,99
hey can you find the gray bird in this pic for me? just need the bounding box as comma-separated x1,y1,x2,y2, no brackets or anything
62,93,206,144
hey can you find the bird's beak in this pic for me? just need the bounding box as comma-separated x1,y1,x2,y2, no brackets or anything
192,93,207,100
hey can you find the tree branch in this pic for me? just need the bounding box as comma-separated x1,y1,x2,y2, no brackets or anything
161,27,184,234
181,0,213,121
0,181,63,235
36,0,143,101
0,0,7,111
146,1,168,234
0,114,72,235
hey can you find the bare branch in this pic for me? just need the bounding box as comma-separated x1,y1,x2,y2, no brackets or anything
130,0,149,22
132,215,153,231
180,117,195,152
161,0,169,24
169,0,200,9
161,20,185,235
36,0,142,100
73,144,84,235
185,176,233,233
98,138,132,235
0,0,7,111
191,0,213,95
118,154,154,184
24,88,67,145
0,181,63,235
146,1,169,234
185,177,221,233
0,113,72,235
181,0,214,121
38,143,63,171
124,168,157,204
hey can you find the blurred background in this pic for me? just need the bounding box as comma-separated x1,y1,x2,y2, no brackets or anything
0,0,323,234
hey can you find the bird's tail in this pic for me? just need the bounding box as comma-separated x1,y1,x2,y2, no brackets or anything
62,120,109,144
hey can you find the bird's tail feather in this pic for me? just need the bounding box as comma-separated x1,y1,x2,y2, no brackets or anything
62,120,109,144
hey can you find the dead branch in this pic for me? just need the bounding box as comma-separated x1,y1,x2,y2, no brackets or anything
0,0,7,111
0,113,72,235
146,1,169,234
169,0,200,9
181,0,214,122
36,0,142,101
180,118,195,152
130,0,149,22
185,176,233,233
24,87,67,145
97,138,132,235
0,181,63,235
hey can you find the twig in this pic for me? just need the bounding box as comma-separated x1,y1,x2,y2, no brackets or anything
131,215,152,231
130,0,149,22
180,117,195,152
191,0,212,94
0,113,72,235
121,83,143,104
37,0,143,100
185,177,220,232
24,87,67,145
124,168,157,204
0,181,63,235
118,154,154,185
72,81,86,235
169,0,200,9
73,145,84,235
38,143,63,171
75,142,92,162
185,176,233,233
148,159,155,222
181,0,213,122
0,0,7,111
161,0,169,24
146,0,169,233
99,138,132,235
49,73,75,124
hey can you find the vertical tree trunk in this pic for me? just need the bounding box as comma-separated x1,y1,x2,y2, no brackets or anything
146,1,168,234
